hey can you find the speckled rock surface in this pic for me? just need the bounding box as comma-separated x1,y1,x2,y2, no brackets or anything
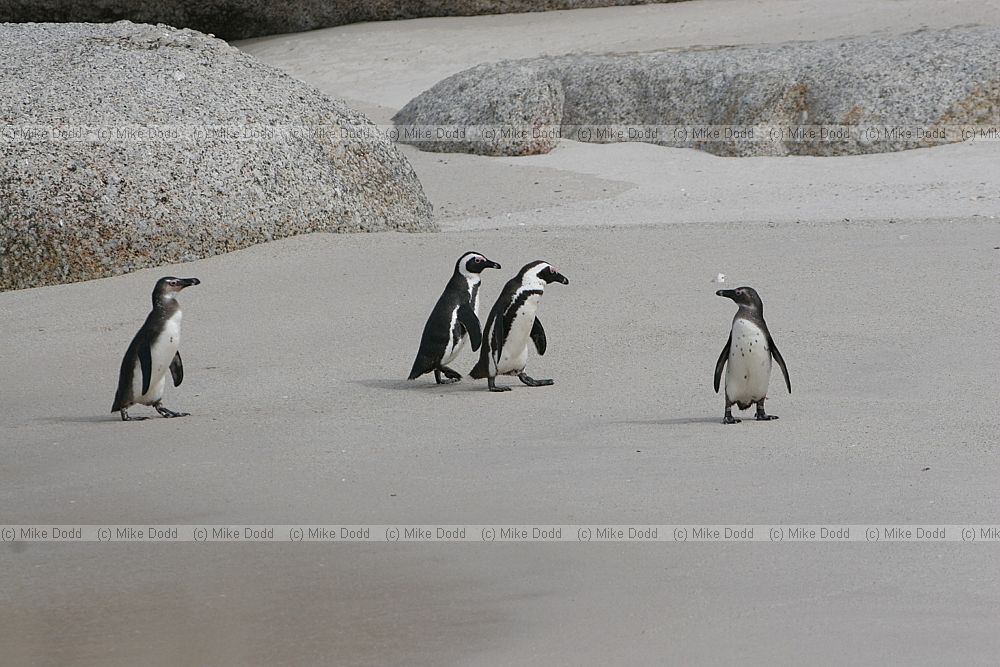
393,62,564,156
0,1,682,40
395,27,1000,157
0,21,433,291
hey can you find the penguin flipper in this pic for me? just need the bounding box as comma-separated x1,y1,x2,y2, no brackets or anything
530,317,547,355
714,334,731,393
458,303,482,352
768,337,791,394
170,351,184,387
138,339,153,396
491,308,506,366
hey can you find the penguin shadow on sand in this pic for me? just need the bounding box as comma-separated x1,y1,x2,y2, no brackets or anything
41,414,119,425
355,377,481,393
615,417,721,427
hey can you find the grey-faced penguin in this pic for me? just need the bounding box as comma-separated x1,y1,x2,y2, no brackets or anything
714,286,791,424
409,252,501,384
470,261,569,392
112,276,200,421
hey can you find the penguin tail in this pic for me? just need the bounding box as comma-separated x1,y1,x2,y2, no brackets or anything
408,354,432,380
469,357,488,380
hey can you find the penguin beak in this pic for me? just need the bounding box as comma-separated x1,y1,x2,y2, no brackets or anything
179,278,201,288
716,289,736,300
487,260,502,270
550,271,569,285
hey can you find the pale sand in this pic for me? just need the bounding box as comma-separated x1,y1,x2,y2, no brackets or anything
4,0,1000,664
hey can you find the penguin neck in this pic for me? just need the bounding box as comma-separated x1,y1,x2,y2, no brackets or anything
152,293,182,318
735,306,764,327
454,269,481,296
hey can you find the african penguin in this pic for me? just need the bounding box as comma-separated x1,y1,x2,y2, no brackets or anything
112,276,200,421
470,261,568,392
409,252,501,384
714,287,791,424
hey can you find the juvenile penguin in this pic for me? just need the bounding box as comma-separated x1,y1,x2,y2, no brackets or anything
409,252,501,384
112,276,200,421
714,286,791,424
470,261,568,392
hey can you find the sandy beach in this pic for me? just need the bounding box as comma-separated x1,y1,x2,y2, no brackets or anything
3,0,1000,664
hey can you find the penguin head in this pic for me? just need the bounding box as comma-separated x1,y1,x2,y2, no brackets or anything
716,286,762,311
520,261,569,286
153,276,201,304
457,252,501,276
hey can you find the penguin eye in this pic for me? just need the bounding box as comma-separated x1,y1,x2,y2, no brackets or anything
474,257,483,263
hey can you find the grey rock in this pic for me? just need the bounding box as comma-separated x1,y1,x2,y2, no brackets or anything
0,1,682,40
0,21,433,291
395,27,1000,158
393,62,564,157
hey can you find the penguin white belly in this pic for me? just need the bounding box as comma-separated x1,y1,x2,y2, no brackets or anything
496,297,539,375
440,309,463,365
134,312,181,404
725,318,771,406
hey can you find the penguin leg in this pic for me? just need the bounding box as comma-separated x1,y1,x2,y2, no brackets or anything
723,405,741,424
435,366,462,384
755,399,779,421
488,376,511,392
518,372,553,387
120,408,148,422
154,402,190,418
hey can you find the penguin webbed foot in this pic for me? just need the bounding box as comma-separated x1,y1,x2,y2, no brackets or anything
517,373,553,387
120,409,148,422
435,367,462,385
755,401,778,421
154,403,189,418
487,377,511,392
723,408,741,425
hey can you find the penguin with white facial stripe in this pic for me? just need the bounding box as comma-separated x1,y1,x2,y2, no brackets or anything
714,286,791,424
112,276,200,421
409,252,501,384
470,260,569,392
